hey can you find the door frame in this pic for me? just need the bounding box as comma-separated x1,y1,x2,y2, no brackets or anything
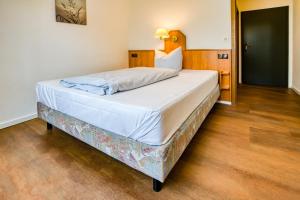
237,4,293,88
231,0,238,104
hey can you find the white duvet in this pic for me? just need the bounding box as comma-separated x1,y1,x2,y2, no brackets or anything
60,67,179,95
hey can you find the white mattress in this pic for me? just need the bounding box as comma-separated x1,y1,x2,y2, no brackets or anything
36,70,219,146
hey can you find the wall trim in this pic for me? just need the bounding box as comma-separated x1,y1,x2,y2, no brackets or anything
292,87,300,95
217,100,232,105
0,113,37,129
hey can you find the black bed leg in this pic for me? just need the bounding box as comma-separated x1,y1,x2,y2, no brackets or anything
153,179,162,192
47,122,53,130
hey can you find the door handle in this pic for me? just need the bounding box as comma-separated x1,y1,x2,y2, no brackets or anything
244,43,251,52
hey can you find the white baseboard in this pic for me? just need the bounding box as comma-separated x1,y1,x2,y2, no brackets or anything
217,100,232,105
0,113,37,129
292,87,300,95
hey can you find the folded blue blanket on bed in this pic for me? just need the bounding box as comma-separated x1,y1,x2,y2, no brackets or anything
60,67,179,95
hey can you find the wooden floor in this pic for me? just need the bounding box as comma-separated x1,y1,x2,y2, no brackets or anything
0,85,300,200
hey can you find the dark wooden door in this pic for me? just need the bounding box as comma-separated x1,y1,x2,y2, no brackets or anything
242,7,289,87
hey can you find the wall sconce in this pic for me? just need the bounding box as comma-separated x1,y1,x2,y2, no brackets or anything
155,28,178,42
155,28,170,40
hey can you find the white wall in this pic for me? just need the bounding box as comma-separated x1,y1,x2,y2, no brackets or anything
293,0,300,94
128,0,232,50
0,0,129,128
237,0,294,87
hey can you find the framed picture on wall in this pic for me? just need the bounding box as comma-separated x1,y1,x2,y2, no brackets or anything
55,0,87,25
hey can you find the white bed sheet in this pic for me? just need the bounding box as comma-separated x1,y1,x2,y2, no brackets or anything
36,70,219,146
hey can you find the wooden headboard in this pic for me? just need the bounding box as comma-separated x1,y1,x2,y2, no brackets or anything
165,30,186,53
128,30,232,103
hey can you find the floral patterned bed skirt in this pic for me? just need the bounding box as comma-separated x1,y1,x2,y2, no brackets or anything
37,86,220,182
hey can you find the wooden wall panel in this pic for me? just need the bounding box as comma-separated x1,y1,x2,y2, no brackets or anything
183,50,218,70
128,50,154,68
128,49,232,103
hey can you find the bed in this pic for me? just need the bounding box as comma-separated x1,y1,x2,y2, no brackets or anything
36,69,220,192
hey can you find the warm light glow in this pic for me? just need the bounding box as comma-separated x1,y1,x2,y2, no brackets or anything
155,28,170,40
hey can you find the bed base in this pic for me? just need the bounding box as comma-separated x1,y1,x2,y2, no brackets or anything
38,86,219,192
47,121,164,192
46,121,165,192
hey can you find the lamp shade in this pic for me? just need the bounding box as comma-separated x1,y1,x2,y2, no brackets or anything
155,28,170,40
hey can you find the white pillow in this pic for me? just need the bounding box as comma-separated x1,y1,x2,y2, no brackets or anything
155,47,183,71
